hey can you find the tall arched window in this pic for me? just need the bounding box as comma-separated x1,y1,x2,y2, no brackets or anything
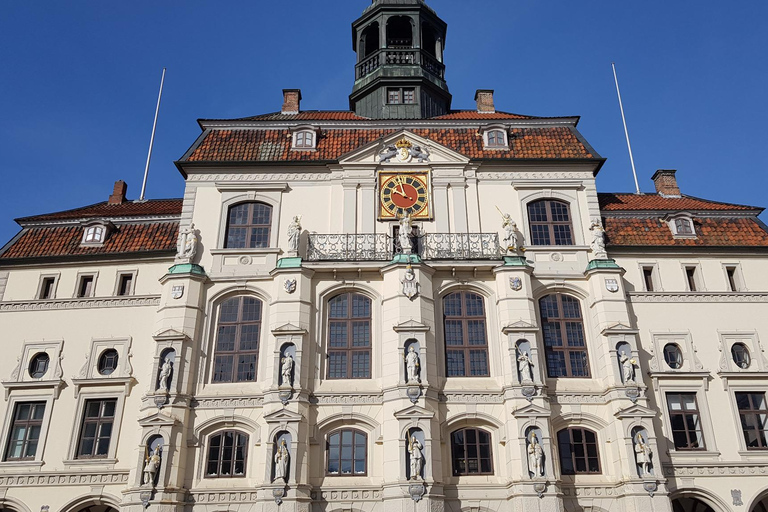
206,430,248,477
539,294,590,378
327,293,372,379
213,296,262,383
443,291,489,377
527,199,574,246
450,427,493,475
557,427,600,474
326,428,367,476
225,202,272,249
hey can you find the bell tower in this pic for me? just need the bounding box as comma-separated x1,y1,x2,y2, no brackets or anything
350,0,451,119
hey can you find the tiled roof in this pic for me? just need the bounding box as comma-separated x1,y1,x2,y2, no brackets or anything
18,199,183,223
603,217,768,248
236,111,369,121
0,222,179,261
430,110,536,120
598,193,758,212
186,127,594,162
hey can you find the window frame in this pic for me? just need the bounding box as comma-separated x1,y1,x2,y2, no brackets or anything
666,392,706,451
75,398,118,459
97,349,120,376
325,428,368,476
484,128,508,149
0,394,54,466
326,292,373,380
81,224,106,245
292,130,316,150
386,87,416,105
723,264,744,292
442,291,490,378
684,266,699,292
539,293,591,378
668,214,697,238
557,427,601,475
28,352,50,379
663,343,684,369
212,296,264,384
526,199,575,246
113,269,137,297
204,429,249,478
224,201,274,250
735,392,768,450
3,401,46,461
36,274,59,300
75,272,97,298
450,427,494,476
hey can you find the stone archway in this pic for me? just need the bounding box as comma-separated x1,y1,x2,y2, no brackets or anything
672,497,717,512
751,496,768,512
73,507,117,512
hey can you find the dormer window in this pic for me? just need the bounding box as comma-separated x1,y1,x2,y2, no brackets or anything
667,213,697,238
482,126,509,149
84,226,105,243
291,126,318,150
675,218,693,235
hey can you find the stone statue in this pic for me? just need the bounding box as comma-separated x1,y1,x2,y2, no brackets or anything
527,432,544,478
274,439,289,483
409,435,424,479
287,215,302,255
281,354,294,387
405,346,420,383
497,207,518,253
518,351,533,383
176,223,198,262
157,358,172,393
590,218,607,259
401,265,418,299
398,213,413,255
142,445,162,486
634,432,653,475
620,353,637,384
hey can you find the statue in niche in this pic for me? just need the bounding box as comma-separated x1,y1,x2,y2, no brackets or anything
409,435,424,480
281,354,294,387
157,357,173,393
527,431,544,478
142,445,162,486
497,207,519,253
620,353,637,384
517,351,533,383
287,215,302,255
401,265,419,299
405,346,421,383
176,223,198,262
398,213,413,255
590,218,607,259
273,439,290,483
634,432,653,476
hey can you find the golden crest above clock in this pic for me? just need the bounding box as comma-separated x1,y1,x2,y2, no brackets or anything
378,171,432,220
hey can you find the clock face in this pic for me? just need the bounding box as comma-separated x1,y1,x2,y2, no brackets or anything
379,172,431,219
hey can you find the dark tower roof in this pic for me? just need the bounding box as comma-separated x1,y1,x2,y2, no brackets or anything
363,0,436,15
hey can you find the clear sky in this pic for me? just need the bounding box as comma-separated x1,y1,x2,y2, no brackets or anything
1,1,767,244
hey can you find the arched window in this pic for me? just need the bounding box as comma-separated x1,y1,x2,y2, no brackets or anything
557,427,600,474
539,294,590,378
486,129,506,147
361,22,379,58
205,430,248,477
225,202,272,249
293,130,314,149
527,199,574,246
327,293,372,379
450,427,493,475
326,428,367,476
213,296,262,383
443,291,489,377
386,16,413,48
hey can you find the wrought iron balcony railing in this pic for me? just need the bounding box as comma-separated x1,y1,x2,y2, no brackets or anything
306,233,500,262
355,49,446,80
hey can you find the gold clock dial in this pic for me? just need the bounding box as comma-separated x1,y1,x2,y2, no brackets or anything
379,173,430,219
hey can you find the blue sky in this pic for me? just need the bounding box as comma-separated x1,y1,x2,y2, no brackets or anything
1,1,767,243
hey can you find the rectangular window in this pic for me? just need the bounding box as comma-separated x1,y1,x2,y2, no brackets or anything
77,275,95,298
666,392,705,450
4,402,45,461
726,266,740,292
642,267,655,292
685,267,697,292
39,277,56,299
76,398,116,459
387,89,401,104
402,88,415,103
116,274,133,296
736,392,768,450
387,88,415,105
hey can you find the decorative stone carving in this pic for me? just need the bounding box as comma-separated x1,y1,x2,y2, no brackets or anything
405,346,420,383
510,276,522,291
527,431,544,478
273,439,290,483
281,354,294,388
176,223,198,262
409,435,424,480
408,482,426,502
518,351,534,383
157,358,172,393
634,432,653,476
620,353,638,384
732,489,743,506
272,487,285,505
533,482,546,498
283,278,297,294
590,218,607,259
497,208,519,253
287,215,302,256
379,138,430,163
398,213,413,255
401,265,419,299
142,445,161,486
643,481,657,497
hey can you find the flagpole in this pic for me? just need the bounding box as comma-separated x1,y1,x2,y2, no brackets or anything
611,63,641,195
139,67,166,201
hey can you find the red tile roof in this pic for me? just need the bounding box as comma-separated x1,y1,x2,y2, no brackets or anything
0,222,179,261
186,127,594,162
604,217,768,248
18,199,183,223
237,111,369,121
598,193,758,212
430,110,537,120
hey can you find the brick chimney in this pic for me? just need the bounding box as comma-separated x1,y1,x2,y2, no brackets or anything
651,170,681,197
282,89,302,115
108,180,128,204
474,89,496,113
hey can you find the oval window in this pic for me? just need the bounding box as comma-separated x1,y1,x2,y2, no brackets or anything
28,352,50,379
731,343,751,369
663,344,683,369
98,349,119,375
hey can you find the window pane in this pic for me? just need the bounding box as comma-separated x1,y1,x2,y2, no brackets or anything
351,351,371,378
469,350,488,376
219,298,240,322
352,295,371,318
329,295,348,318
446,351,465,377
547,352,567,377
328,352,348,379
217,326,237,351
444,320,464,346
213,356,234,382
236,355,257,381
443,293,462,316
352,322,370,347
467,320,486,345
464,293,484,316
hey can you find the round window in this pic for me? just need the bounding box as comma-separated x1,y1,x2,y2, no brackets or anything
98,349,119,375
731,343,751,369
663,343,683,369
28,352,50,379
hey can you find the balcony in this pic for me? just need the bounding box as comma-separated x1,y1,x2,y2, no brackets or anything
355,49,446,81
306,233,500,262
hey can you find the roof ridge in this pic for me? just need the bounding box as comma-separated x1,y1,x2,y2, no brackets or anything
16,198,183,223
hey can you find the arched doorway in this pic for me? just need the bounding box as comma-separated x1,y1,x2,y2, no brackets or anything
73,507,117,512
672,497,716,512
752,496,768,512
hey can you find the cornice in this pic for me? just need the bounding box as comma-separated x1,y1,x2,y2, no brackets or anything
197,117,581,131
628,292,768,303
0,470,129,487
0,295,161,311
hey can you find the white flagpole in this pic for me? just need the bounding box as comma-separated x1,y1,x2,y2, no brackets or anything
611,63,641,195
139,67,166,201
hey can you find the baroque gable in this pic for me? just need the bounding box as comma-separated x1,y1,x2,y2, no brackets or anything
338,130,470,167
